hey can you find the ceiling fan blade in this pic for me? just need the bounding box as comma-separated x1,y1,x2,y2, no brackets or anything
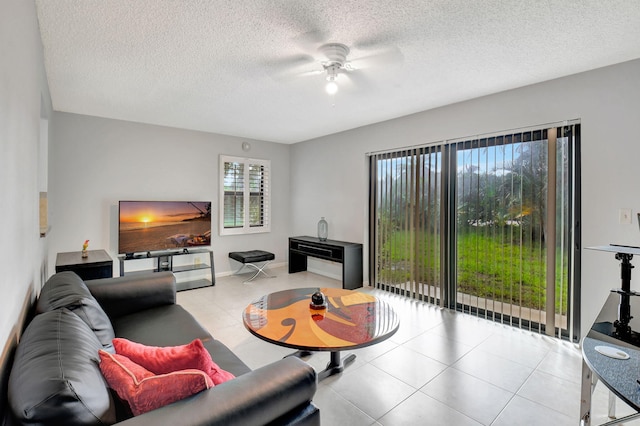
298,68,325,77
348,46,404,70
271,63,325,81
337,69,374,92
267,53,315,68
264,53,318,81
264,4,330,81
273,1,329,50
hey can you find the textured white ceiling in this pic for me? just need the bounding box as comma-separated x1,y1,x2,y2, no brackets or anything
35,0,640,144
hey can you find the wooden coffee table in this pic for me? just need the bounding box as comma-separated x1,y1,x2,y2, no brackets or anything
243,287,399,380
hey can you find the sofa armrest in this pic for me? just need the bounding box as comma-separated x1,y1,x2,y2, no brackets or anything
85,272,176,320
116,356,318,426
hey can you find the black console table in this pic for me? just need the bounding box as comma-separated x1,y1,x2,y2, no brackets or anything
288,236,363,290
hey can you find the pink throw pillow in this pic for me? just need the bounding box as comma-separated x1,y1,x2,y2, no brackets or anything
113,338,235,385
98,350,212,416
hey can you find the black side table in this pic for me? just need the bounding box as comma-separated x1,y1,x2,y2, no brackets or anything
55,249,113,280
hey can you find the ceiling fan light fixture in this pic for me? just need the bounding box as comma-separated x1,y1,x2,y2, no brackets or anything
325,79,338,95
325,64,339,95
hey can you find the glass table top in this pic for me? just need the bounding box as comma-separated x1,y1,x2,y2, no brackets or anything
243,287,399,352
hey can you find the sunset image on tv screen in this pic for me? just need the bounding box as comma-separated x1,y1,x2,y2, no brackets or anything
118,201,211,254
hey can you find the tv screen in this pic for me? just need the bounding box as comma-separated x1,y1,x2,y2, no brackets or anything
118,201,211,255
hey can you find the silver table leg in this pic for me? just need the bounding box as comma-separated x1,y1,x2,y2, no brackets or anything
580,358,640,426
609,391,616,419
581,359,594,426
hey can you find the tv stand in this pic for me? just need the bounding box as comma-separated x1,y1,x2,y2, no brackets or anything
118,248,215,291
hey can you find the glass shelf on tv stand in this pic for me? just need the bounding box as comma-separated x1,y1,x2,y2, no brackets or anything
118,248,215,291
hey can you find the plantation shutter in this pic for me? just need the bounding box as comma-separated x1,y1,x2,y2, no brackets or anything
220,155,270,235
223,161,244,228
249,163,269,228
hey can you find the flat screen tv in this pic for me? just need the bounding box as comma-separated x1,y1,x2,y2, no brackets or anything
118,201,211,256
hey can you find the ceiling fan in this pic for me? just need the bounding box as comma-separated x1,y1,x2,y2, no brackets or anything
265,5,403,95
269,38,403,95
317,43,352,95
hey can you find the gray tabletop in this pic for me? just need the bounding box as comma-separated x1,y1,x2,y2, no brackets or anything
582,336,640,410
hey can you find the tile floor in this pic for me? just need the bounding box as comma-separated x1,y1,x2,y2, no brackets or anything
177,266,634,425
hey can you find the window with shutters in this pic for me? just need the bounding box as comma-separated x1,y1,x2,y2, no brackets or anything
219,155,270,235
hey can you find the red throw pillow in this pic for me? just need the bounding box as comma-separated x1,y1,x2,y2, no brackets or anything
98,350,212,416
113,338,235,385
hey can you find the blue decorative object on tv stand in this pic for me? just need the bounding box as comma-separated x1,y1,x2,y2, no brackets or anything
317,217,328,241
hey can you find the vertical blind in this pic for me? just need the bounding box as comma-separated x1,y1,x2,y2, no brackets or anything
369,146,442,304
369,122,580,340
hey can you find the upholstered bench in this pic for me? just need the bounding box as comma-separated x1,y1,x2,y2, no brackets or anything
228,250,275,282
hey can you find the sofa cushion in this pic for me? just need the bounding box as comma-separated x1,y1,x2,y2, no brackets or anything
110,304,212,346
202,338,252,378
113,338,235,385
8,309,116,425
98,350,212,416
37,271,115,350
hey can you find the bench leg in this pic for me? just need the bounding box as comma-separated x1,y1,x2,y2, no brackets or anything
235,261,275,283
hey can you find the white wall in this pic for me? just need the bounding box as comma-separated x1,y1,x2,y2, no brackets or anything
48,113,290,278
10,0,639,345
291,58,640,338
0,0,52,349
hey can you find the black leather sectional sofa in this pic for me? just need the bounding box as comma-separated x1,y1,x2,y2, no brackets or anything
3,271,319,425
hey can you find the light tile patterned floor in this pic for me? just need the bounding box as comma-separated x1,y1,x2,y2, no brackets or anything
177,267,634,425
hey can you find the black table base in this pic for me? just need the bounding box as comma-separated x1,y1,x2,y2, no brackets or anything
286,350,357,381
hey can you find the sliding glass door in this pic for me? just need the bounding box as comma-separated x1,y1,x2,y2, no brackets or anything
369,146,442,303
369,123,581,340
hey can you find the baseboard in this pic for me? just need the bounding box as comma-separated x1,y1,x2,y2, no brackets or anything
306,266,341,282
212,262,368,287
217,261,287,278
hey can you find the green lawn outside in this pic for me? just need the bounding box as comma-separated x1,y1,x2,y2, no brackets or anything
377,229,568,314
377,228,441,284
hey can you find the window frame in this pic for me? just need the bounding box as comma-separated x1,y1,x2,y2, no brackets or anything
219,155,271,236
